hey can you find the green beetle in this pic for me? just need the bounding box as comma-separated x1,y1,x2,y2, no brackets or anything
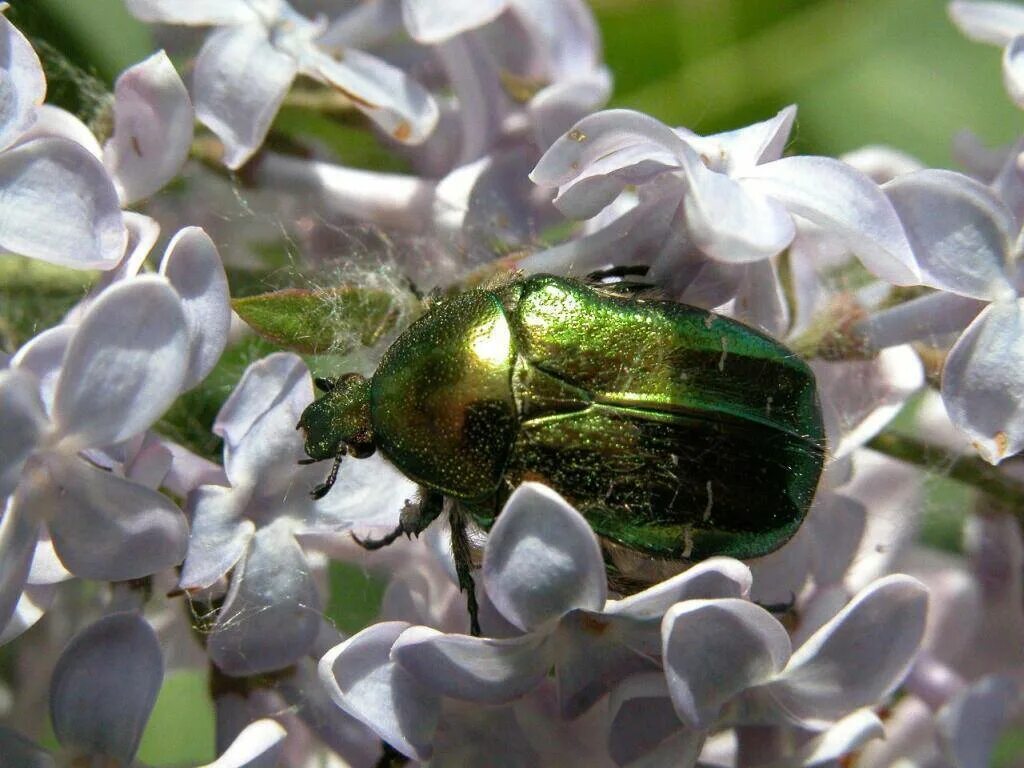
298,274,825,632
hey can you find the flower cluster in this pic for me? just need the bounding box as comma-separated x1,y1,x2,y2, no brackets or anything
1,2,1024,767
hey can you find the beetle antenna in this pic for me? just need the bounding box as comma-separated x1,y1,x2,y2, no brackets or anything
310,454,343,499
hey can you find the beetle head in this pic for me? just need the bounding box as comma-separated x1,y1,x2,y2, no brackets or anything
297,373,376,461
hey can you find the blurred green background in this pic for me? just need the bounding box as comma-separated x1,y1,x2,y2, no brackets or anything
4,0,1022,764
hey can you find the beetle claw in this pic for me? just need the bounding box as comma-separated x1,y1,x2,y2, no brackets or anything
352,524,405,550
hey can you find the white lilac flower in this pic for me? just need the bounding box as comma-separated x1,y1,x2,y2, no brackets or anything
178,352,416,675
0,278,194,635
524,107,921,297
604,573,927,766
254,0,605,256
0,612,287,768
103,50,195,205
0,9,125,269
126,0,439,169
858,169,1024,462
949,1,1024,107
320,484,756,761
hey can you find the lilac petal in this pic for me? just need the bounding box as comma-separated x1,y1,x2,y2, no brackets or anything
814,345,924,459
124,0,261,25
220,356,312,493
854,290,986,350
0,583,55,645
681,159,796,263
662,599,791,730
402,0,507,43
551,143,681,220
883,169,1016,300
310,451,419,530
942,299,1024,463
1005,35,1024,108
0,11,45,151
483,482,606,631
301,47,438,145
743,156,921,284
555,611,662,718
530,109,691,188
937,675,1019,768
274,661,382,768
765,575,928,725
16,105,101,157
949,0,1024,45
0,726,54,767
608,673,704,768
215,352,309,454
320,622,441,762
158,437,227,497
11,324,74,413
687,105,797,171
45,456,188,580
202,719,287,768
27,529,71,585
760,710,884,768
0,495,40,634
529,71,612,149
0,137,125,269
180,485,254,590
606,558,752,620
806,492,867,587
731,257,789,336
208,521,321,675
392,625,553,703
0,368,46,498
104,50,193,204
159,227,230,389
841,145,925,184
50,613,163,764
52,276,189,450
193,25,297,169
254,152,435,229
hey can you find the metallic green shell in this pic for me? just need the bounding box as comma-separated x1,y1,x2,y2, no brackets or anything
372,275,825,561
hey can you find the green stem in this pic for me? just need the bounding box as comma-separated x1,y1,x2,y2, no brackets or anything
868,432,1024,523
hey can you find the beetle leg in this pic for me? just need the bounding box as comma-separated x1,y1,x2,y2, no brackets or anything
352,488,445,549
449,505,482,637
586,264,650,281
309,453,344,499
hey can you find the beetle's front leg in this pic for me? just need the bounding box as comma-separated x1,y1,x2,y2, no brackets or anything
352,487,444,549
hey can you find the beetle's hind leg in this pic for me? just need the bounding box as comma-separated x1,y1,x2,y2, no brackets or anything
352,487,444,549
448,505,482,636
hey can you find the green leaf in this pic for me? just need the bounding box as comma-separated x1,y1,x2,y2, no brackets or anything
232,284,419,356
135,669,216,765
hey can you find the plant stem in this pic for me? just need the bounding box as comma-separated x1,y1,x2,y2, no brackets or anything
868,432,1024,523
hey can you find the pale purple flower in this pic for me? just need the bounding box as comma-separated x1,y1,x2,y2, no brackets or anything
862,169,1024,462
126,0,439,169
0,10,125,269
0,278,193,635
320,484,755,761
103,50,195,204
525,107,921,297
950,1,1024,106
179,352,415,675
0,612,287,768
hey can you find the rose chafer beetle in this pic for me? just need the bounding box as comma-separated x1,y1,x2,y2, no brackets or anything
297,273,825,634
